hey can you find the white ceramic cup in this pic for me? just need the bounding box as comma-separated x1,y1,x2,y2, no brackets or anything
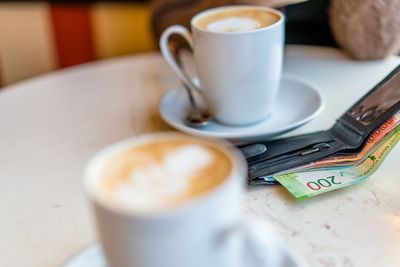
84,133,280,267
160,6,284,126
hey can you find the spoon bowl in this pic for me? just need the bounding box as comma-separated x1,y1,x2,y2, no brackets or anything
181,82,213,127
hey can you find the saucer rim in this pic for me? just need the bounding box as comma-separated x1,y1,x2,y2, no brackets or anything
159,75,324,140
63,219,307,267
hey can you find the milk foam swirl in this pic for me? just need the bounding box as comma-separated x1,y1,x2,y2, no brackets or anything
207,17,261,32
114,145,213,211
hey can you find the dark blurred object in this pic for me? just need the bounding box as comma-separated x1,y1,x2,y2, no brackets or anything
47,0,148,3
284,0,337,47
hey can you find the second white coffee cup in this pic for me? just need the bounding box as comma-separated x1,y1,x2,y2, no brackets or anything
84,133,283,267
160,5,284,125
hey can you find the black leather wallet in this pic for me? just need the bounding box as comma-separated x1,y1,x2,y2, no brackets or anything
240,65,400,185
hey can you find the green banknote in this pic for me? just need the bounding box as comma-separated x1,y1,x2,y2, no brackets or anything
273,126,400,200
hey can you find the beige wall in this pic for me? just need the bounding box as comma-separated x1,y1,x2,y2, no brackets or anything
0,3,57,85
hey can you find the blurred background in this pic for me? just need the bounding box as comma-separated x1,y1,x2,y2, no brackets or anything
0,1,155,87
0,0,334,87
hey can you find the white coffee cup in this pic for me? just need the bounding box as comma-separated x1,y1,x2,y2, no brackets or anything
84,132,281,267
160,6,284,126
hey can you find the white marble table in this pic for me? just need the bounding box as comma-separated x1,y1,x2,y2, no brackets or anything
1,45,400,267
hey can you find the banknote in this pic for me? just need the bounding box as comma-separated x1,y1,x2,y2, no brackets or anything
273,125,400,200
264,111,400,179
309,111,400,168
255,112,400,184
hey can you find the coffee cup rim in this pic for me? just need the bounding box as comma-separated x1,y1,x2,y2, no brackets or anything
84,132,247,219
191,5,285,35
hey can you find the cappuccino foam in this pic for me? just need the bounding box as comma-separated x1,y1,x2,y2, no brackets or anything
195,8,279,33
207,17,261,32
99,140,232,212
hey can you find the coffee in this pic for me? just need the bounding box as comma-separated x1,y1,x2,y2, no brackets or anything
97,139,232,212
160,6,283,125
85,133,248,267
195,7,279,33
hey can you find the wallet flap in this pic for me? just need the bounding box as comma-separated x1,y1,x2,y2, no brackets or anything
247,138,346,179
339,65,400,137
240,131,335,164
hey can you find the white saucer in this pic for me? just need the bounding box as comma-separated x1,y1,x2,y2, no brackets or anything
63,219,306,267
159,75,324,141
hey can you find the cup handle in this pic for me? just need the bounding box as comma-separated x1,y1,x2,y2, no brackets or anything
159,25,200,93
219,219,283,267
